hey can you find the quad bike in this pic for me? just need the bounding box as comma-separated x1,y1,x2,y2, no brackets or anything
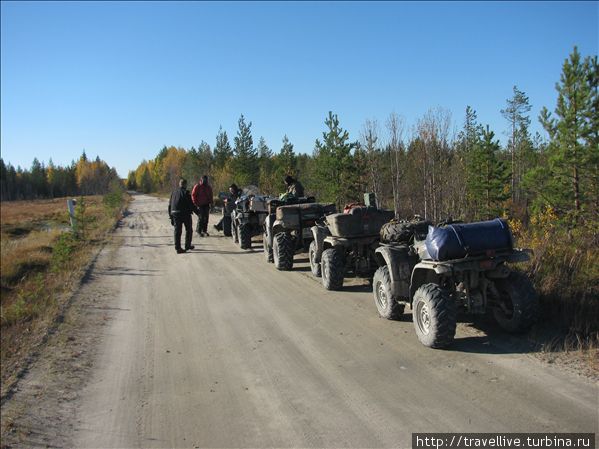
264,198,336,270
372,218,538,348
230,194,272,249
309,206,394,290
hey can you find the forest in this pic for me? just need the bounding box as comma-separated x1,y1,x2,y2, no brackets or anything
122,47,597,229
0,152,120,201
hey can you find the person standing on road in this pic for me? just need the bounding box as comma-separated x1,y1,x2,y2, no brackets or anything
168,179,195,254
284,175,304,198
191,175,213,237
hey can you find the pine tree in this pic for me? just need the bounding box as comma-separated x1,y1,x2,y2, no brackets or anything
585,55,599,216
213,127,232,170
313,111,358,208
466,126,510,219
530,47,596,220
456,107,484,218
256,137,277,194
279,135,296,176
501,86,531,204
232,114,258,186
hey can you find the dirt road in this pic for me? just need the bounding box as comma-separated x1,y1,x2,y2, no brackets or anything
2,194,597,448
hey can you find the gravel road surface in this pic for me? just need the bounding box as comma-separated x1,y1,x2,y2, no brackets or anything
2,194,597,448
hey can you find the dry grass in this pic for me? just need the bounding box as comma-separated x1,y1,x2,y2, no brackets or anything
510,211,599,353
0,194,128,392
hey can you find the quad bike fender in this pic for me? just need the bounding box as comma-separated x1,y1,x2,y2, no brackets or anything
310,226,328,261
272,219,286,238
409,263,442,302
264,214,275,247
374,246,412,299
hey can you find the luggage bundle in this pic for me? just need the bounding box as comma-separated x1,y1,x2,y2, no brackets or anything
425,218,513,261
327,206,394,237
249,196,269,213
380,219,431,244
267,196,316,214
275,203,336,228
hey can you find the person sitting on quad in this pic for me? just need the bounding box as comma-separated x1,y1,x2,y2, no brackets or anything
284,175,304,198
228,183,242,201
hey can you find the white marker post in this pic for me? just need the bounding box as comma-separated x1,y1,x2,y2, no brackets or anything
67,198,77,230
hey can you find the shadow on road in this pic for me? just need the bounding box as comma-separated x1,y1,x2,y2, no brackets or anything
97,267,162,277
186,249,257,255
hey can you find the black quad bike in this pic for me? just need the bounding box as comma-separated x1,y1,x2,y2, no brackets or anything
309,206,394,290
264,199,336,270
231,194,272,250
372,218,538,349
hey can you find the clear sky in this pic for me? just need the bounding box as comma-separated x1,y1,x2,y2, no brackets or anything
1,1,597,177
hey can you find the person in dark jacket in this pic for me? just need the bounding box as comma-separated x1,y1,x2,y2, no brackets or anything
214,183,242,232
168,179,195,253
284,175,304,197
191,175,214,237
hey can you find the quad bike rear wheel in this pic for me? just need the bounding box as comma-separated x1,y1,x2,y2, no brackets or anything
492,272,538,333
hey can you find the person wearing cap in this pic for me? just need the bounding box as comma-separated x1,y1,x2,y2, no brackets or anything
284,175,304,197
191,175,214,237
168,178,195,253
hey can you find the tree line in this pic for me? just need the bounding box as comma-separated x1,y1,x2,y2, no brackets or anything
128,47,597,227
1,46,596,229
0,152,120,201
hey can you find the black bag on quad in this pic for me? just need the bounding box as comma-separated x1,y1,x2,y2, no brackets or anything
425,218,513,261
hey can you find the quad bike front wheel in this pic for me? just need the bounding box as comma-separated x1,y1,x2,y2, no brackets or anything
263,232,273,263
321,247,345,291
373,266,404,320
273,232,294,271
239,224,252,250
222,215,232,237
309,240,322,277
231,222,238,243
412,283,456,348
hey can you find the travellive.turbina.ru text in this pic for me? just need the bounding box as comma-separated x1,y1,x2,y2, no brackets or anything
412,433,596,449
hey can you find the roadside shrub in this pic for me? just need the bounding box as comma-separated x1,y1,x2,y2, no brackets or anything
51,232,78,270
0,274,48,326
512,208,599,346
103,180,124,212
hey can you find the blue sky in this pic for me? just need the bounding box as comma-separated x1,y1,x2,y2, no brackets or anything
1,1,597,177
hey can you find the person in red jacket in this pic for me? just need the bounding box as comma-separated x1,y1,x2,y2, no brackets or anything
191,175,213,236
